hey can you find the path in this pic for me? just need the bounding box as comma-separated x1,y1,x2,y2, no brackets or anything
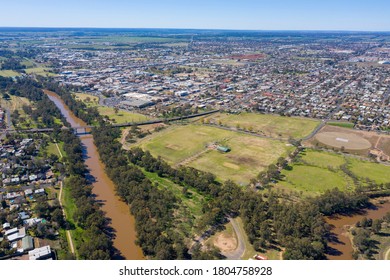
223,217,246,260
385,246,390,260
55,142,75,255
175,148,211,168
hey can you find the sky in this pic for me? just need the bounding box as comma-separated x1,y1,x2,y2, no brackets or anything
0,0,390,31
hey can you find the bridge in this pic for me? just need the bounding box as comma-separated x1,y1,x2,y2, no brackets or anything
2,110,219,135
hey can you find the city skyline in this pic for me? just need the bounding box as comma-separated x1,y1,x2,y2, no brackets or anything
1,0,390,31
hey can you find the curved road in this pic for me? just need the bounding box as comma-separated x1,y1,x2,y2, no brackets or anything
223,218,246,260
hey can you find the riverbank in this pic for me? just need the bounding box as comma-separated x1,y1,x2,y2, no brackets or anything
45,90,144,260
326,198,390,260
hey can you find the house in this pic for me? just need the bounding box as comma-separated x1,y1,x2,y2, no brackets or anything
2,222,10,230
34,189,45,195
19,212,30,220
28,245,52,260
21,236,34,252
7,227,26,242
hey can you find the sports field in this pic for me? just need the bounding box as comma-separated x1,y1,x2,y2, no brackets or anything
315,132,371,150
138,124,291,184
204,112,320,139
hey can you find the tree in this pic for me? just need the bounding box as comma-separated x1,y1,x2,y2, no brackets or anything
114,107,119,115
372,219,382,234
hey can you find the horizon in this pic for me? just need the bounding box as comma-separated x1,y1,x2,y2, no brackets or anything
1,0,390,32
0,26,390,33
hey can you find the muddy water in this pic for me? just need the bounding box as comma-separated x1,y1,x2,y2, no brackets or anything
45,90,144,260
326,199,390,260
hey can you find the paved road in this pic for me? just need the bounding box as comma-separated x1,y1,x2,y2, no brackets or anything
223,218,246,260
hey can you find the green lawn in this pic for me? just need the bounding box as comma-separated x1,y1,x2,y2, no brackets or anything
25,67,56,76
139,124,291,185
205,112,320,139
328,122,355,129
74,93,99,106
46,142,65,158
0,70,21,77
300,149,346,168
348,159,390,184
142,168,204,218
276,149,390,196
97,106,149,123
278,165,349,194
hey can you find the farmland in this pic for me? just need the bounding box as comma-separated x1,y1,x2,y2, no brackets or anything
137,124,292,184
204,112,320,139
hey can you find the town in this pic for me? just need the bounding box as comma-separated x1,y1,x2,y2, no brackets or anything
25,31,390,130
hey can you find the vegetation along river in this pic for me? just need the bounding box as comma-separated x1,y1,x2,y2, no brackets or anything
326,198,390,260
45,90,144,260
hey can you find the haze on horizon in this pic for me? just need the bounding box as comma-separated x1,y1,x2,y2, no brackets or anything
1,0,390,32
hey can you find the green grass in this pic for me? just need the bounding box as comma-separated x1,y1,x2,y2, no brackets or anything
24,67,56,76
74,93,99,106
205,112,320,139
74,93,149,123
328,122,355,129
97,106,149,123
138,124,291,185
62,180,83,259
300,149,346,168
46,142,65,157
142,168,204,218
276,149,390,196
278,165,349,194
0,70,21,77
140,167,205,237
348,158,390,184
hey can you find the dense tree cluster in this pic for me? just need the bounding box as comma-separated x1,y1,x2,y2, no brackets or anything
56,129,113,260
92,125,189,259
0,58,26,70
0,77,65,128
41,79,103,124
127,146,331,259
311,188,370,216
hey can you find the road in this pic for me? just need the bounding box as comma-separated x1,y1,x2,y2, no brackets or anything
223,218,246,260
385,246,390,260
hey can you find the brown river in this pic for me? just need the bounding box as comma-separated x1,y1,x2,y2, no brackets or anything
45,90,144,260
326,198,390,260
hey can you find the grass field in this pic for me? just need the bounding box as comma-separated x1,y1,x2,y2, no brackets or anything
205,112,320,139
278,165,349,194
328,122,355,129
276,149,390,196
74,93,99,106
0,70,21,77
97,106,149,123
138,124,291,184
348,158,390,184
24,67,56,76
46,142,65,158
74,93,148,123
300,149,346,168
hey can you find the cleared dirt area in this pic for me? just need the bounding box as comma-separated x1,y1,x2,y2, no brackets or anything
214,233,238,252
308,125,390,159
315,132,371,150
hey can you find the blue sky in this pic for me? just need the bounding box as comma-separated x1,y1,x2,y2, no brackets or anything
1,0,389,31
